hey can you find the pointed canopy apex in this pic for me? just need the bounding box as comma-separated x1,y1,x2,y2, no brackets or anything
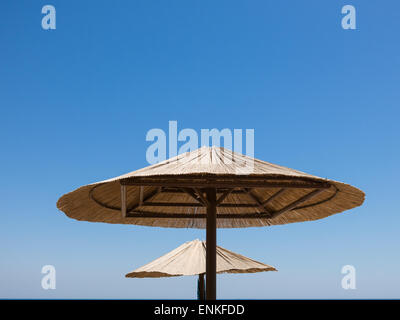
105,146,322,182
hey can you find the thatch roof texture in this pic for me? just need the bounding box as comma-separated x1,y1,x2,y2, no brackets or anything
125,239,277,278
57,146,365,228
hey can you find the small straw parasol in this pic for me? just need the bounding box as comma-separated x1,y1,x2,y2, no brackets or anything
125,239,277,299
57,146,364,299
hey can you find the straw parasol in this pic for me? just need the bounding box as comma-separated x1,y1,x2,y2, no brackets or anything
57,146,364,299
125,239,277,299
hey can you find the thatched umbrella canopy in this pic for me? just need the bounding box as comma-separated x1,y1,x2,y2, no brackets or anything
126,239,277,277
57,146,364,299
125,239,277,299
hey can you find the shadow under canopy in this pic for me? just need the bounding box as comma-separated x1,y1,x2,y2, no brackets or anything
57,146,365,299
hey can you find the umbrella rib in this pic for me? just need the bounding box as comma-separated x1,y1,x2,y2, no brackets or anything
127,187,162,213
216,188,234,206
269,188,325,219
243,188,272,215
161,188,246,195
121,185,127,218
180,188,206,206
194,188,210,207
139,186,144,206
138,202,259,208
261,188,286,206
294,184,338,210
125,212,276,219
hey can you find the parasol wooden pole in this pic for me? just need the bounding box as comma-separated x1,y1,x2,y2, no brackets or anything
205,188,217,300
198,274,205,300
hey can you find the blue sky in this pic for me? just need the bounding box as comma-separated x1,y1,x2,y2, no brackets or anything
0,1,399,298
